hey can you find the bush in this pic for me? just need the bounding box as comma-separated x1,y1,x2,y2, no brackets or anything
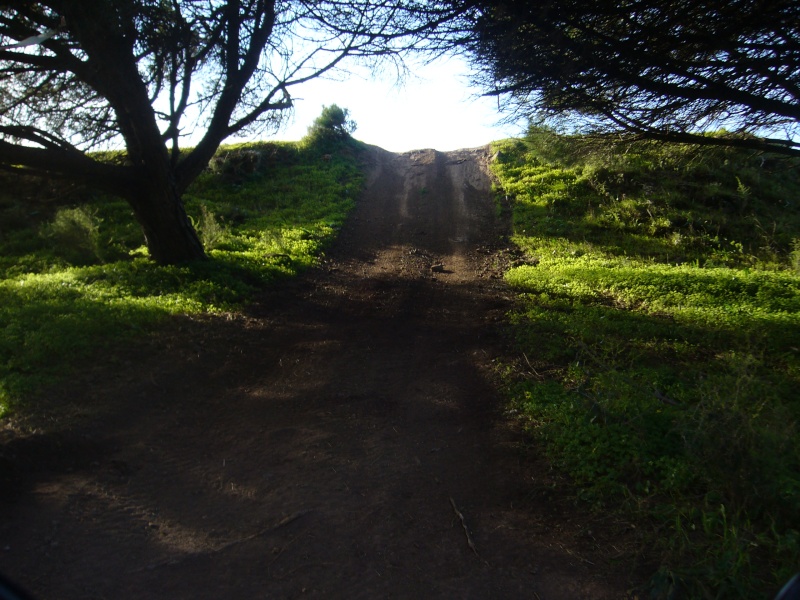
208,148,264,183
302,104,357,151
40,206,102,264
195,204,228,250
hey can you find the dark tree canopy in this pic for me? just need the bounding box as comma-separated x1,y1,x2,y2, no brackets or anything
0,1,464,264
464,0,800,156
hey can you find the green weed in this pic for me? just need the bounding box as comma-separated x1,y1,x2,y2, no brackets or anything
791,239,800,274
192,204,228,250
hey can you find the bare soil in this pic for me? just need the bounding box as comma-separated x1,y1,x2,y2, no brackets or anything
0,147,646,599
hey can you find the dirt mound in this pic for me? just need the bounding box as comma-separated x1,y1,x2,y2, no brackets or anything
0,146,643,599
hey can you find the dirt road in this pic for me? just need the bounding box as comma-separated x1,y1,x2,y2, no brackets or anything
0,147,641,598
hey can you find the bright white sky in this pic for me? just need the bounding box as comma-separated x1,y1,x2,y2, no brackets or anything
262,55,526,152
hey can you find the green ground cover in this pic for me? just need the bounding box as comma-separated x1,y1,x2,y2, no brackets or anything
492,129,800,599
0,139,363,415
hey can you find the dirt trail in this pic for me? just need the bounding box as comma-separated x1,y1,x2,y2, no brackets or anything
0,147,642,599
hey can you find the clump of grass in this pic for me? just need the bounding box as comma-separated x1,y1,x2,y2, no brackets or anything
194,204,228,250
493,128,800,598
791,238,800,274
0,137,364,417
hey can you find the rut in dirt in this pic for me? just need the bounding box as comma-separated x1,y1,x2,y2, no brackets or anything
0,147,640,599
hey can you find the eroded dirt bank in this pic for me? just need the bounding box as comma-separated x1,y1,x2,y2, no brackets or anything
0,147,643,599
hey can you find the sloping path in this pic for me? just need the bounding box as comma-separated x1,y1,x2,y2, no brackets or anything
0,147,642,599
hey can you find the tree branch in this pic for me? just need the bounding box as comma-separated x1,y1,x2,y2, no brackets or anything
0,139,135,191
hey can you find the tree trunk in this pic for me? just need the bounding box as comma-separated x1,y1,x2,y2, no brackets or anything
127,182,207,265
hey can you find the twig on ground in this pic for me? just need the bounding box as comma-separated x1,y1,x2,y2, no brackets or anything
213,510,310,554
522,352,542,378
558,542,596,566
450,496,479,557
130,510,311,574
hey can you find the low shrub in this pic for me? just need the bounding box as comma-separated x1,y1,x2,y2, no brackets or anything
39,205,102,264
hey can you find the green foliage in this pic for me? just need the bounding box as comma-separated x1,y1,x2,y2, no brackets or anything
466,0,800,157
302,104,357,151
39,205,102,264
492,129,800,598
0,140,363,416
194,204,227,250
791,238,800,274
207,148,263,183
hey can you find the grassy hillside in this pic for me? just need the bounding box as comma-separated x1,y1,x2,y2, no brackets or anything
492,129,800,598
0,139,363,415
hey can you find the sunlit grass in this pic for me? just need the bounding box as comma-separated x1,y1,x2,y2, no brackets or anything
0,140,363,415
492,129,800,598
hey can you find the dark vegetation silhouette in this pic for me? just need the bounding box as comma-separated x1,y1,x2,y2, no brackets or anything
462,0,800,156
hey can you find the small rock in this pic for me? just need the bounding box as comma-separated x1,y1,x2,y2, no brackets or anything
430,264,445,273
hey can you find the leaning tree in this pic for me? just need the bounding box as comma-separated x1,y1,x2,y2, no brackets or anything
0,1,463,264
462,0,800,156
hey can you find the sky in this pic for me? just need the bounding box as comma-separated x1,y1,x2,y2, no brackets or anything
0,14,522,153
262,56,526,153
